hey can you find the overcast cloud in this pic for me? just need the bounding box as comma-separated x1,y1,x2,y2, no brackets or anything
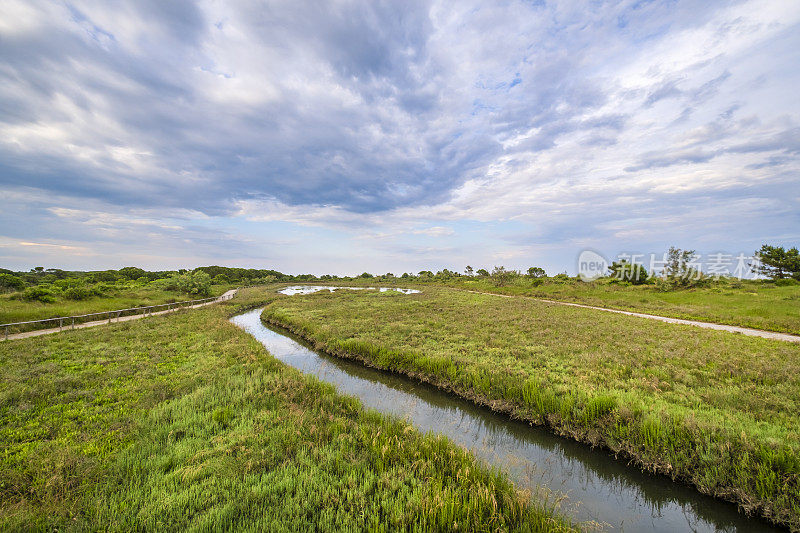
1,0,798,274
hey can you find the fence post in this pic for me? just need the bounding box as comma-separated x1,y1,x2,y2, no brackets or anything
4,325,7,340
72,317,75,330
108,312,111,324
59,318,63,332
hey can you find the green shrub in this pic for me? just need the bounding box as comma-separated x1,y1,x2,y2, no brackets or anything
0,273,24,291
63,286,99,301
90,270,120,282
18,286,57,303
153,271,212,297
775,278,799,287
490,266,518,286
118,266,147,281
179,271,212,297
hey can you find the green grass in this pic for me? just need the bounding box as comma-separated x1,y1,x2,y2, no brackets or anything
334,277,800,334
0,285,572,531
446,278,800,335
262,287,800,529
0,283,233,331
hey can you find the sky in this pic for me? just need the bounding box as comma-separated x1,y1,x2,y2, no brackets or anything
1,0,798,276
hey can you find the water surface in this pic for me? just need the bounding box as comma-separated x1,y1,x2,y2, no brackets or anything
277,285,420,296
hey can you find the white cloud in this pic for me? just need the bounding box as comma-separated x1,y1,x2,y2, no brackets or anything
0,0,798,272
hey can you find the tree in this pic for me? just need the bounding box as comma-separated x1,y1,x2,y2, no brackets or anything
476,268,489,277
661,247,704,289
465,265,474,276
608,260,649,284
753,245,800,280
359,272,374,278
435,269,457,280
526,267,546,278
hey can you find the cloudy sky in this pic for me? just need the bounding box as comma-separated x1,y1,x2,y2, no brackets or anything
1,0,798,275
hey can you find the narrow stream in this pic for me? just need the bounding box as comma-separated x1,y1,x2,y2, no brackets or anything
231,301,781,531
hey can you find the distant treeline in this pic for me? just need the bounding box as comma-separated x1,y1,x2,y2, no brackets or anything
2,242,797,298
0,265,300,287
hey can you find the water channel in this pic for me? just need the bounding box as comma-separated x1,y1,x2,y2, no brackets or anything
230,287,780,531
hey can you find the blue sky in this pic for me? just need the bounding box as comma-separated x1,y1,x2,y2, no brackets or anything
1,0,798,275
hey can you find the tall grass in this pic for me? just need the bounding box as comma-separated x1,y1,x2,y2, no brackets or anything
331,276,800,334
262,287,800,529
0,285,572,531
0,283,234,327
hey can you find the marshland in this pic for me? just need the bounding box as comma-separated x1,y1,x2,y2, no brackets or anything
4,2,800,530
2,263,799,531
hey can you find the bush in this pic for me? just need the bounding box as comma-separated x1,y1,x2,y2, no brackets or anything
118,266,147,281
63,286,99,300
775,278,799,287
0,273,25,291
53,278,82,290
18,286,57,303
490,266,518,287
91,270,119,282
154,271,212,297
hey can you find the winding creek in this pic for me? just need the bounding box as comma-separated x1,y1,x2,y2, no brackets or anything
230,287,781,532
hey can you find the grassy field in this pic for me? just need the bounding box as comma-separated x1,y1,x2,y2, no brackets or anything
337,277,800,335
262,287,800,529
442,278,800,334
0,285,572,531
0,283,233,329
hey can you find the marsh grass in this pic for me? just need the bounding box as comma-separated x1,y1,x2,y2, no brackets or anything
334,277,800,335
0,286,572,531
262,287,800,529
451,278,800,334
0,283,234,329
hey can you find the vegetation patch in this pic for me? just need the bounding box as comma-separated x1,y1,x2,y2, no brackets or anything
0,286,571,531
262,287,800,529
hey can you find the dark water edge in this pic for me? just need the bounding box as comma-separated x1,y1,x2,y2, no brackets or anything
231,308,782,532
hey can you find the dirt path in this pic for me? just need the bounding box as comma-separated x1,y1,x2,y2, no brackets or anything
464,290,800,343
2,289,238,342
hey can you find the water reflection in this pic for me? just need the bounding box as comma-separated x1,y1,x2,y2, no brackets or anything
231,308,780,532
277,285,421,296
